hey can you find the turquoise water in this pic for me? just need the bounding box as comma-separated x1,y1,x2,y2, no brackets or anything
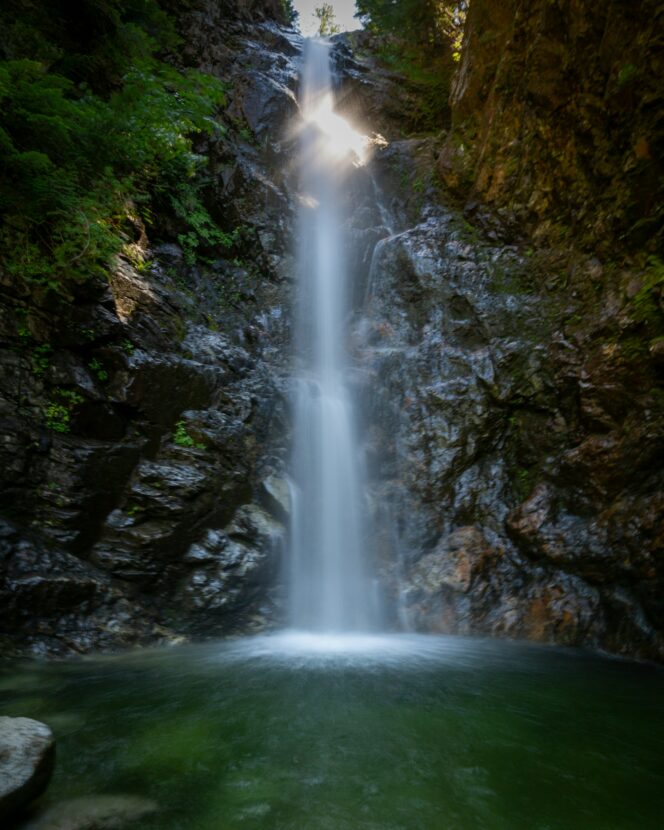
2,633,663,829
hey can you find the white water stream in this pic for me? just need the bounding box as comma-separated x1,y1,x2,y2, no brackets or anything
288,40,375,632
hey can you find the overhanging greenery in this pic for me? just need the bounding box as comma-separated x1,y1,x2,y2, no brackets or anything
0,0,226,291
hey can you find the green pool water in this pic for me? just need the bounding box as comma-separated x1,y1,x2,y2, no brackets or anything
1,632,663,830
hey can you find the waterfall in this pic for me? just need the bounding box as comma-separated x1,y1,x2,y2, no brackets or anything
288,40,375,632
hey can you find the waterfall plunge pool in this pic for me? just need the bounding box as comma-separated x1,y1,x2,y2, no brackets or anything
2,634,663,829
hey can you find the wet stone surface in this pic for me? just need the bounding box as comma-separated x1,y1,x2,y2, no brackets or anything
0,7,301,656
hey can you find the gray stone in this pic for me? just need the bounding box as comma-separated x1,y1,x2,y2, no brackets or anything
259,474,291,521
0,717,55,821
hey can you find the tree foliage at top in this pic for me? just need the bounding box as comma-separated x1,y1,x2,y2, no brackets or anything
356,0,466,50
354,0,467,131
281,0,299,26
314,4,341,37
0,0,225,291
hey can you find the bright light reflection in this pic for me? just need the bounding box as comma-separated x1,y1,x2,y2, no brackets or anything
299,194,320,209
214,630,478,667
305,92,368,164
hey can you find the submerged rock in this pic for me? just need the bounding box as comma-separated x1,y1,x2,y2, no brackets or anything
0,717,55,821
22,794,157,830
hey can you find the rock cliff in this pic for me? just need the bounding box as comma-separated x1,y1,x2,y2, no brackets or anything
439,0,664,255
0,1,301,655
335,2,663,662
1,0,662,662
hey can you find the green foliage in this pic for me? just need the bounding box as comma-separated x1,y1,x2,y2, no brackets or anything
44,388,84,433
89,358,109,382
15,309,31,341
619,334,649,361
630,256,664,328
608,257,664,363
513,466,536,501
0,1,226,291
356,0,466,50
173,420,204,449
280,0,299,26
617,63,638,86
166,172,239,267
32,343,52,376
355,1,467,132
314,4,341,36
44,402,71,433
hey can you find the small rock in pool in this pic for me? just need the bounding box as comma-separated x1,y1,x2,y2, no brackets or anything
0,716,56,822
21,794,158,829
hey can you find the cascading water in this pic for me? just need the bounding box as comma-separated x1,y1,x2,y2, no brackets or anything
288,39,375,632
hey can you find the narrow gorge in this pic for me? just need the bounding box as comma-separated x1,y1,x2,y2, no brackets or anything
1,1,663,828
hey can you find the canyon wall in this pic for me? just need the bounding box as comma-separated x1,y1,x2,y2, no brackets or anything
0,1,300,655
1,0,662,662
337,0,663,661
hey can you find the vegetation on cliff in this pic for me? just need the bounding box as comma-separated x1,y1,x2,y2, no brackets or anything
354,0,466,131
314,4,342,37
439,0,664,258
0,0,226,292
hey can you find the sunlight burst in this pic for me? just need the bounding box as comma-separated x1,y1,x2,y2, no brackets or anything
305,92,368,164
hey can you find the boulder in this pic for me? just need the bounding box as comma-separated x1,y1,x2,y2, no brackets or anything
0,717,55,821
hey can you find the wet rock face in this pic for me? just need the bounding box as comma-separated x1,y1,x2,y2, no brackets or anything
354,141,664,660
322,26,663,662
174,504,285,633
331,32,438,139
0,717,55,821
0,5,300,656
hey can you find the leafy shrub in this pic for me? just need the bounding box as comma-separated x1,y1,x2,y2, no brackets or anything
631,256,664,329
32,343,52,376
44,389,84,433
617,63,638,86
165,171,239,266
89,358,109,382
281,0,299,26
173,420,204,449
0,1,226,291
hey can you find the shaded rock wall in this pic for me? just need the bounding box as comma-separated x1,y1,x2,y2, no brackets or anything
439,0,664,254
357,162,663,660
333,21,664,662
0,2,301,656
2,0,662,663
